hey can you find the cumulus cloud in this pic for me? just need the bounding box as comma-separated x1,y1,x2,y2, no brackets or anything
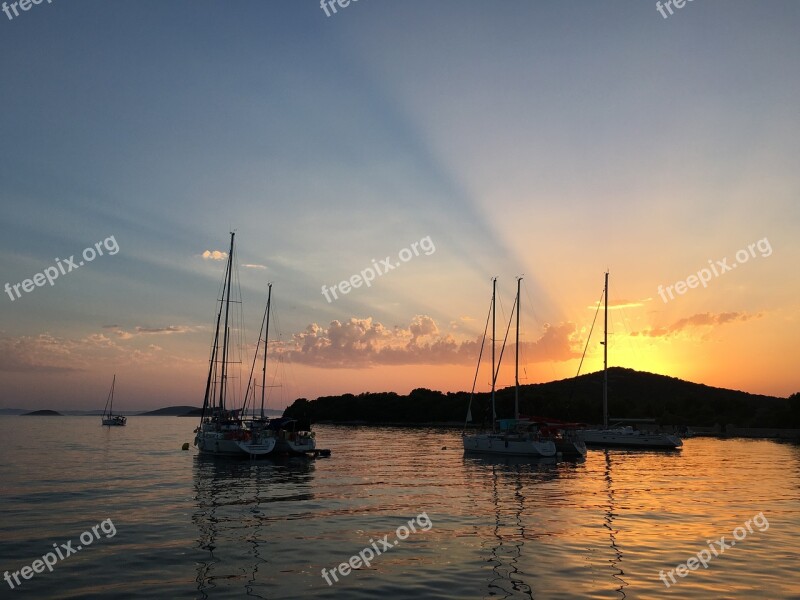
0,324,193,374
0,334,84,373
202,250,228,261
279,315,581,368
631,312,761,339
517,322,582,362
0,332,136,373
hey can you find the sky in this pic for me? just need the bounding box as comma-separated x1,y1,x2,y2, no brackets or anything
1,0,798,411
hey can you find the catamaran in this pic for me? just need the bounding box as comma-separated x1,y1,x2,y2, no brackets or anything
463,277,557,457
101,374,126,426
579,272,682,449
194,233,277,458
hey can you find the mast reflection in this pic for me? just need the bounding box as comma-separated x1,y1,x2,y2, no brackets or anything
603,450,627,599
464,455,560,599
192,456,315,598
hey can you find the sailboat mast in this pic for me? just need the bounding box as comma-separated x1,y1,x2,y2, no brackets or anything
491,277,497,431
218,232,235,412
261,283,272,419
515,277,521,420
603,271,609,429
109,374,116,417
200,256,229,421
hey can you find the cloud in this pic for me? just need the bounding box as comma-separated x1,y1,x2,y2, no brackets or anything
105,325,193,340
588,298,648,310
0,334,84,373
201,250,228,261
518,322,582,362
631,312,761,339
135,326,191,334
242,263,267,270
0,325,193,374
0,332,135,373
280,315,581,368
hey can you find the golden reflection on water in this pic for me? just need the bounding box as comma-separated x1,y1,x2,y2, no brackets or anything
1,419,799,599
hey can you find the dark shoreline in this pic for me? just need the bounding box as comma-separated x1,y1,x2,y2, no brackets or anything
312,421,800,441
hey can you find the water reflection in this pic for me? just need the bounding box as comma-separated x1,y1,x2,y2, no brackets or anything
603,450,627,599
192,456,316,598
463,455,562,599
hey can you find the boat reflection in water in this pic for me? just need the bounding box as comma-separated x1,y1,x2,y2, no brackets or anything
463,454,560,599
462,450,635,599
192,455,316,599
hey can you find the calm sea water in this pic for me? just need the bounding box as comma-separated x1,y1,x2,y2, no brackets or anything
0,417,798,599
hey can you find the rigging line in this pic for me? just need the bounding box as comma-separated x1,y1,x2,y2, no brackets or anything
493,292,518,388
465,292,493,430
576,285,605,378
563,284,605,410
230,252,251,413
495,289,508,343
201,242,231,419
518,278,537,384
523,280,558,383
269,298,297,407
243,292,269,416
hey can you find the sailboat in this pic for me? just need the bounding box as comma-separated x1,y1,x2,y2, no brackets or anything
101,375,127,426
247,284,316,456
244,283,318,456
463,277,557,457
580,272,682,449
512,278,586,457
194,232,277,458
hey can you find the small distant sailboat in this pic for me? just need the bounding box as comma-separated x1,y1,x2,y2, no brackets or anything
101,374,127,426
463,277,557,458
579,272,682,450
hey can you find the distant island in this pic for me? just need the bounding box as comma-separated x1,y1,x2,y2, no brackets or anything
138,406,203,417
5,406,286,417
283,367,800,431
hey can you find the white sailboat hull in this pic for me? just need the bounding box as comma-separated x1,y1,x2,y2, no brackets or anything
581,428,682,449
236,437,277,456
275,435,316,456
195,429,278,457
195,432,244,456
463,433,557,457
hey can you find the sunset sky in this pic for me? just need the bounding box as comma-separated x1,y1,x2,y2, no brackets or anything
1,1,798,411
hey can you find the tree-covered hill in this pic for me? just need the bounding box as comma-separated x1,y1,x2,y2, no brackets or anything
284,368,799,428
